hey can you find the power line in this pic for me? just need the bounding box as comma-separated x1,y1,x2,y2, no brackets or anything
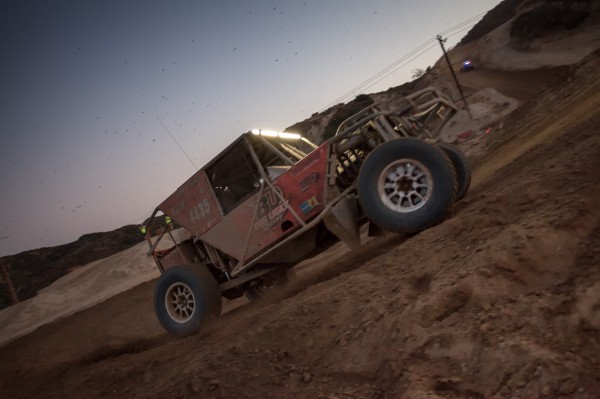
319,12,486,110
370,24,477,87
316,11,488,112
317,37,439,111
438,12,487,37
361,41,440,94
446,24,480,42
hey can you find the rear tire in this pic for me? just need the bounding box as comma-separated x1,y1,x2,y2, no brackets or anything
154,265,222,336
437,142,471,200
357,138,456,233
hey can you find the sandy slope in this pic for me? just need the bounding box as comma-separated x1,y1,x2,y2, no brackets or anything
0,239,160,347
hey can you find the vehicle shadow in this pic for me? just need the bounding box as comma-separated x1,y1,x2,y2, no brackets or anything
221,232,410,318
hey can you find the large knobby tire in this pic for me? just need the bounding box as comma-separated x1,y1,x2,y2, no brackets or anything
357,138,457,233
437,142,471,201
154,265,222,336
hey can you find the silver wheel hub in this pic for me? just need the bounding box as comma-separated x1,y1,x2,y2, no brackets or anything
377,158,433,213
165,282,196,323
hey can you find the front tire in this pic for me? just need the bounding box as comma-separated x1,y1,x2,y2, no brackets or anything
154,265,222,336
357,138,456,233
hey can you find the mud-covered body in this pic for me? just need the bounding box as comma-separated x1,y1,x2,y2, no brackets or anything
157,135,329,271
144,86,471,335
146,132,341,296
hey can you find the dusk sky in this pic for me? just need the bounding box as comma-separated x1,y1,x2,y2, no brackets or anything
0,0,502,256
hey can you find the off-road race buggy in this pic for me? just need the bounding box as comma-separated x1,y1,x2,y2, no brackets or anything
143,86,471,336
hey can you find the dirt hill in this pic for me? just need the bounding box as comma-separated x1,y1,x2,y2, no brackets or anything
2,0,596,311
0,48,598,398
0,216,172,310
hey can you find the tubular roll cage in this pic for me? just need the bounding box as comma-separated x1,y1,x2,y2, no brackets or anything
143,86,459,279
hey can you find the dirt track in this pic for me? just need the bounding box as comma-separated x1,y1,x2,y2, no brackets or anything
1,51,600,399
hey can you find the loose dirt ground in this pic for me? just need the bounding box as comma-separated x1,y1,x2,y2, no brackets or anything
1,51,600,399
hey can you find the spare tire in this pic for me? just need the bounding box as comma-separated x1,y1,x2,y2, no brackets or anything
357,138,456,233
154,265,222,336
437,142,471,201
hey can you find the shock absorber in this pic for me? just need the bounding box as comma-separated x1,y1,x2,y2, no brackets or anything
363,129,379,150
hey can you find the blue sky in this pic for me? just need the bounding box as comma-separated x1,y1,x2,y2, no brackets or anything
0,0,502,255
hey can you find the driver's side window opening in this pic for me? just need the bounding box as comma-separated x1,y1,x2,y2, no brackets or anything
207,140,261,214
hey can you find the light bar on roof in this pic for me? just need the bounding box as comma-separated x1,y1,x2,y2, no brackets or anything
251,129,301,139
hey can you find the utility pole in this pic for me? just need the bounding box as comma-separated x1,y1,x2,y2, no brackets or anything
0,236,19,305
437,35,473,121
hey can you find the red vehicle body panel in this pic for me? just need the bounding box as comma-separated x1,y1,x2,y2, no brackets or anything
158,170,222,236
158,139,329,263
